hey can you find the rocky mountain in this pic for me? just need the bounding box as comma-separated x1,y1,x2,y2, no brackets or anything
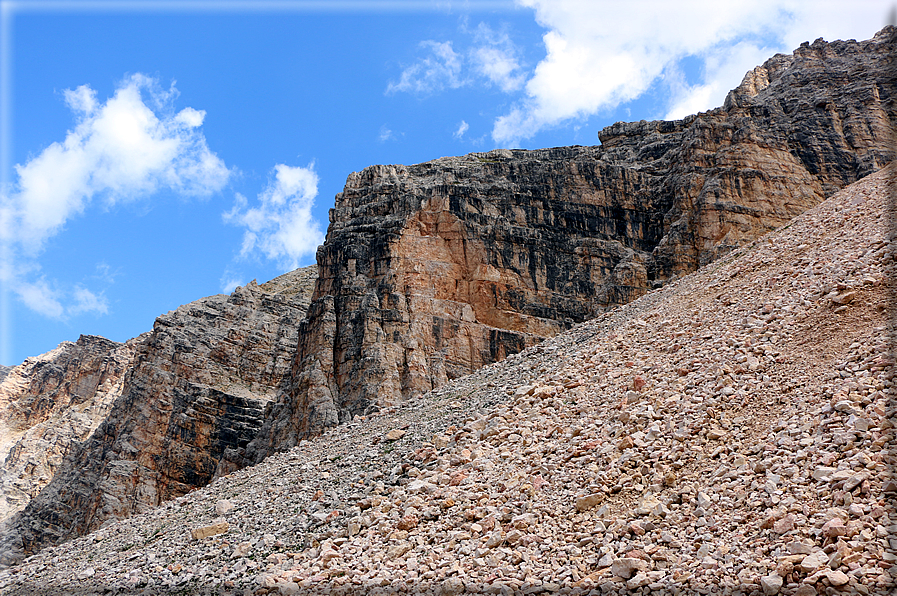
2,158,893,596
0,267,316,564
0,335,144,524
249,28,895,457
0,27,894,567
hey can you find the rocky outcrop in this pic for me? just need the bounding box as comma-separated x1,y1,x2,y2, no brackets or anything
4,164,894,596
4,29,896,563
0,267,316,564
0,335,143,523
249,28,896,456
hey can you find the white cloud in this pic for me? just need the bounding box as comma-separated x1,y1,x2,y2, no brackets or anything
379,125,395,142
9,278,107,320
220,277,243,294
12,73,230,253
387,41,466,95
16,279,64,320
664,41,776,120
2,73,231,319
388,23,527,97
70,286,109,316
223,163,325,271
493,0,893,144
469,23,526,92
454,120,470,139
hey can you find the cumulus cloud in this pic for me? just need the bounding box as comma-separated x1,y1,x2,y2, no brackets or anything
223,163,325,271
493,0,892,144
1,73,231,319
12,73,230,252
664,41,776,120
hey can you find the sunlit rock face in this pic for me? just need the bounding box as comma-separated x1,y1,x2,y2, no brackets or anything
249,28,895,455
0,268,316,564
0,335,144,524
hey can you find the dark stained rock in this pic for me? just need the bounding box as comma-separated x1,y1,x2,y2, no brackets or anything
0,267,316,564
247,27,895,457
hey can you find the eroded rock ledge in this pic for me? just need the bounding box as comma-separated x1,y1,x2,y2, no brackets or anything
248,28,895,457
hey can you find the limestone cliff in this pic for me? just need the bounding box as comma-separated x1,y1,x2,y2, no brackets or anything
0,267,316,564
249,28,895,456
0,335,144,523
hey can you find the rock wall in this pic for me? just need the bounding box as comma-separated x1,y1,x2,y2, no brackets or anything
0,335,143,523
0,267,316,563
3,29,895,562
249,28,895,456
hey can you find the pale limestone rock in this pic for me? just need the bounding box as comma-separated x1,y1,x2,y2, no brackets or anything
191,521,229,540
760,573,783,595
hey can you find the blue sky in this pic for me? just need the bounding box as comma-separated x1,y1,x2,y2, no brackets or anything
0,0,892,366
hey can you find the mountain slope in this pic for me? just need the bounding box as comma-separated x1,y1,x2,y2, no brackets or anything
2,161,893,596
249,27,896,458
1,27,894,568
0,268,317,564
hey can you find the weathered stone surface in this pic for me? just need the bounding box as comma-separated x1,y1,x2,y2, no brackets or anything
1,158,895,596
0,335,144,523
190,521,229,540
4,28,896,574
250,28,896,455
0,267,316,564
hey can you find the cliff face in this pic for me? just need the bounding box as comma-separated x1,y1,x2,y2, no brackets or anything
3,29,895,562
0,335,143,523
249,28,895,455
0,268,316,563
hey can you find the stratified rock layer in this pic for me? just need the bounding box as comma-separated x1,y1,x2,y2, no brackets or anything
3,28,895,564
250,28,895,455
0,335,143,523
0,267,317,564
4,160,894,596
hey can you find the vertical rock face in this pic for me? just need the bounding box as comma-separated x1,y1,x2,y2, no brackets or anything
249,28,895,455
1,267,316,563
3,29,895,563
0,335,143,523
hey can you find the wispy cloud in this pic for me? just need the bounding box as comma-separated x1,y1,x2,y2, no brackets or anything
379,125,396,142
453,120,469,139
387,22,527,98
469,22,526,92
223,163,325,271
16,279,64,320
1,73,231,320
70,286,109,316
220,275,244,294
387,40,466,95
